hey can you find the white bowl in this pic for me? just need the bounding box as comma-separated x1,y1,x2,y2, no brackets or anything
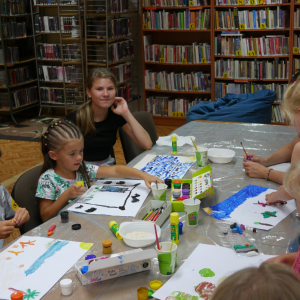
119,222,161,248
208,148,235,164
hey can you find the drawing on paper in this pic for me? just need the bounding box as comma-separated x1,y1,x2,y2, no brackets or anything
133,155,196,180
85,207,97,213
166,291,199,300
194,282,216,300
8,251,24,256
23,289,40,300
20,240,36,249
261,211,277,218
199,268,215,277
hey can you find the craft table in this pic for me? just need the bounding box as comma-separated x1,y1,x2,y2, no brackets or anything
2,121,299,300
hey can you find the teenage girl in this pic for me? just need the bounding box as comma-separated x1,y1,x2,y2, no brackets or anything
66,68,153,166
36,120,162,222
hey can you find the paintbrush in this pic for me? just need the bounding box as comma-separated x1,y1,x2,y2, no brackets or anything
170,241,174,251
156,180,158,189
154,224,161,250
240,142,249,159
190,137,198,151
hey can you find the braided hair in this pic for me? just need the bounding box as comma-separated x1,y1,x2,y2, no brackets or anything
40,119,91,188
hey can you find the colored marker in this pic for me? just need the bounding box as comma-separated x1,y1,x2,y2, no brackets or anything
48,224,56,232
150,210,160,221
146,209,158,221
143,210,153,220
47,231,54,236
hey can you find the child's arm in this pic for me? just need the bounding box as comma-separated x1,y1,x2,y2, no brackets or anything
0,220,15,239
265,185,294,205
39,185,85,222
96,165,163,188
264,252,298,267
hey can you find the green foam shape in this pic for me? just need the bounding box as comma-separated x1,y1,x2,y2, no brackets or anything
199,268,215,277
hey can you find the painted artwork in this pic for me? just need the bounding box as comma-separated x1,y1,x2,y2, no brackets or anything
0,236,92,300
133,155,196,180
153,244,275,300
203,185,296,230
68,180,150,217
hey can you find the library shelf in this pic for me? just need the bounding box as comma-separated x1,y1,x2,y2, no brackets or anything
33,5,59,7
142,5,211,9
117,77,138,86
85,10,138,17
152,115,186,126
1,58,36,66
214,28,290,32
145,89,211,94
143,29,211,32
108,56,137,66
37,59,62,62
0,79,38,89
215,3,290,8
87,62,106,67
215,78,289,82
0,101,39,112
62,61,82,65
144,62,211,66
215,55,290,59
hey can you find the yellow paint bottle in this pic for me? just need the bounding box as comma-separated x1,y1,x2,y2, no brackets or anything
170,212,179,244
172,135,177,155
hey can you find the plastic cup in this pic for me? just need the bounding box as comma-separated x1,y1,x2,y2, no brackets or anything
196,147,208,167
151,183,168,201
155,242,177,275
183,198,201,226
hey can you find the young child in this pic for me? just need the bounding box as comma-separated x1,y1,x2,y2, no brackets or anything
210,263,300,300
0,185,30,249
36,120,162,222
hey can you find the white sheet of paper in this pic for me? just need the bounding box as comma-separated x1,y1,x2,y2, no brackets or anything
228,188,296,230
0,236,92,300
153,244,275,300
269,162,291,172
156,134,196,147
68,180,150,217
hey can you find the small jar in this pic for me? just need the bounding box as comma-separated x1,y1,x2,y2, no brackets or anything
102,239,112,254
60,211,69,223
11,292,23,300
60,278,75,296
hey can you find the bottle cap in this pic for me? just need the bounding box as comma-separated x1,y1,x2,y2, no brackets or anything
60,278,72,288
170,212,179,223
150,280,162,290
173,180,182,184
148,288,154,298
109,221,117,228
11,292,23,300
172,135,177,141
164,179,172,189
102,239,112,247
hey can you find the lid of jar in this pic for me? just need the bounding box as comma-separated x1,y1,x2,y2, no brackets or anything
60,278,72,287
102,239,112,247
11,291,23,300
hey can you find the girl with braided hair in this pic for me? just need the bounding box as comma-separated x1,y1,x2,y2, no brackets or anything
36,120,162,222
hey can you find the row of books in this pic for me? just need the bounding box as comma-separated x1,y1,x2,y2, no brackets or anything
143,9,211,30
294,9,300,29
292,58,300,75
142,0,208,7
215,35,289,57
215,8,288,30
60,16,77,33
214,82,287,100
0,0,27,16
107,0,129,14
0,66,34,86
40,86,83,105
116,85,131,102
144,38,211,64
33,0,78,4
215,0,287,5
34,16,59,32
110,62,132,83
36,43,81,60
2,21,27,39
272,105,285,123
215,58,289,79
145,70,211,91
12,86,38,108
108,18,132,39
5,47,19,64
108,40,134,63
38,65,82,83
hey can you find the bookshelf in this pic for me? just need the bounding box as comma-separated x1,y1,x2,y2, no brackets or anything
33,0,85,115
141,0,295,126
84,0,140,104
0,0,39,125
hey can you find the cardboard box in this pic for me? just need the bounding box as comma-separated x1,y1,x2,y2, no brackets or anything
75,248,157,285
170,164,214,211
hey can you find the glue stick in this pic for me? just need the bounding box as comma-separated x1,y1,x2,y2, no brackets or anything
109,221,123,240
170,212,179,245
172,135,177,155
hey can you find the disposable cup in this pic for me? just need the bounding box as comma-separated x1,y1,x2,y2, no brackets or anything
183,198,201,226
196,147,208,167
155,242,177,275
151,183,168,201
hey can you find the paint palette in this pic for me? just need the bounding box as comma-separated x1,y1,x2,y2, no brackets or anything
170,165,214,211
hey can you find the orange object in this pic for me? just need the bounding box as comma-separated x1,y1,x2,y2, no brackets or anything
11,291,23,300
102,240,112,254
173,180,182,184
10,219,16,223
245,243,250,247
48,231,54,236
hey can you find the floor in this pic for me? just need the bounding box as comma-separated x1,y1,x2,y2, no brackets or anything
0,124,179,246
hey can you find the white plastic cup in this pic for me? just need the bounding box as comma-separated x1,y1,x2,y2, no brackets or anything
183,198,201,226
60,278,75,296
151,183,168,201
155,242,177,275
196,147,208,167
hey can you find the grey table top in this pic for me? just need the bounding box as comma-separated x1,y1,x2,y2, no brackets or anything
2,121,299,300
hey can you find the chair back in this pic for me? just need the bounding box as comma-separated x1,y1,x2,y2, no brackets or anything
119,111,158,164
11,165,43,234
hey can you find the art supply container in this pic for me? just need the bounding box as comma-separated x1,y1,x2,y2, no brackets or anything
170,212,179,244
109,221,123,240
172,135,177,155
151,183,168,201
11,292,23,300
183,198,201,226
102,240,112,254
60,211,69,223
179,222,183,234
60,278,75,296
137,287,148,300
155,242,177,275
196,147,208,167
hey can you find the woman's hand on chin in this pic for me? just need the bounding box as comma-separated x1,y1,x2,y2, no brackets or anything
110,97,129,116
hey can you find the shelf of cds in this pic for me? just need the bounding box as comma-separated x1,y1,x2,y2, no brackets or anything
0,0,39,125
83,0,140,103
33,0,85,114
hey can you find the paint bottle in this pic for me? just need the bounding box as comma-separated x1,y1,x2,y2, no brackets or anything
109,221,123,240
172,135,177,155
102,239,112,254
170,212,179,244
137,287,148,300
60,278,75,296
11,292,23,300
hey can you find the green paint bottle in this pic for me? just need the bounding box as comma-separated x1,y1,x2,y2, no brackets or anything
172,135,177,155
170,212,179,244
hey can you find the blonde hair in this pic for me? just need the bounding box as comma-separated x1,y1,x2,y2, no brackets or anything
210,263,300,300
283,161,300,199
76,68,118,135
281,76,300,124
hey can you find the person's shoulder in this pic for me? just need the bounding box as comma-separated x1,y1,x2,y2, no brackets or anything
39,169,55,181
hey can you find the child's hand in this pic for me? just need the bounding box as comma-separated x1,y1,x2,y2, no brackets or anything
265,191,278,205
0,220,15,239
264,252,298,267
110,97,128,116
65,184,86,199
13,207,30,226
142,174,163,189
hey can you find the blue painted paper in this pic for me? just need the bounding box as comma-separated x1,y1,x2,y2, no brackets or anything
207,185,268,219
